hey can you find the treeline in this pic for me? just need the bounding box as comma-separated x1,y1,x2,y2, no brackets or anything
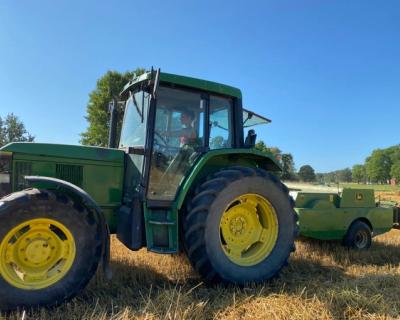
316,168,352,184
352,145,400,184
255,141,317,182
318,145,400,184
256,142,400,185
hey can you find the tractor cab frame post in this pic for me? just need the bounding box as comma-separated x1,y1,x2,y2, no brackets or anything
108,98,119,149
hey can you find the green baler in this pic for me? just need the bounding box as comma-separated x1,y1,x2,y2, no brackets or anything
295,188,400,249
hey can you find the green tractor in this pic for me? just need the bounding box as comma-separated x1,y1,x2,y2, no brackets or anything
0,70,297,310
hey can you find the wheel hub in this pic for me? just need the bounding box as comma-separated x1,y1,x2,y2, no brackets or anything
220,194,279,267
25,239,51,265
0,218,76,290
355,230,368,248
229,215,247,236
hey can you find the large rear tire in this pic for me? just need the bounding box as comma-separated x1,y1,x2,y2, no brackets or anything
0,189,102,310
184,166,298,284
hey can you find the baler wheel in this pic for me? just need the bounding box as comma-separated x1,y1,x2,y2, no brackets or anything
343,220,372,250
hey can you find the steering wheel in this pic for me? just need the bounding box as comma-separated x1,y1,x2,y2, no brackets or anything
154,131,168,146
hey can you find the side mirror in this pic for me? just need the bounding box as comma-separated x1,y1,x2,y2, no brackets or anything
244,129,257,148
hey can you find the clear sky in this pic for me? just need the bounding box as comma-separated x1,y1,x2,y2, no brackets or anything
0,1,399,172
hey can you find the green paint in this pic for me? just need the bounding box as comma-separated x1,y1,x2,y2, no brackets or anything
340,189,375,208
122,71,242,98
1,142,124,163
142,148,280,252
4,145,124,232
159,72,242,98
296,189,394,240
174,148,281,210
295,192,340,209
144,205,179,253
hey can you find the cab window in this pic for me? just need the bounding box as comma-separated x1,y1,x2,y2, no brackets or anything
209,96,233,149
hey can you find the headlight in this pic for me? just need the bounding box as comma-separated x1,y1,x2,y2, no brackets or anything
0,151,12,197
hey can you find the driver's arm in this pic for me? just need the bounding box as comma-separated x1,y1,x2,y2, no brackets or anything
160,129,183,138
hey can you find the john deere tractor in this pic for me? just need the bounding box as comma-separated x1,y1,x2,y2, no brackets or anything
0,70,297,310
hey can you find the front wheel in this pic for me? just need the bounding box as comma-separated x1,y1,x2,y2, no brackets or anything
184,166,298,284
0,189,102,310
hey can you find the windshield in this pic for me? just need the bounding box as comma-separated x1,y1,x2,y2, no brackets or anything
119,91,150,148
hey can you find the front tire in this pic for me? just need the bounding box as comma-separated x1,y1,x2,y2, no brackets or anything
0,189,102,310
184,166,297,284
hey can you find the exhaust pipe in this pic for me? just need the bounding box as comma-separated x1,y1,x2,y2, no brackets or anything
108,98,118,149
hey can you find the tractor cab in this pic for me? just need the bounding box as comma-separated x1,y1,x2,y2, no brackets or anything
118,71,246,204
114,70,283,254
118,71,273,204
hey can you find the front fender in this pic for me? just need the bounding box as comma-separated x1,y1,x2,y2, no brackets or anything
24,175,112,279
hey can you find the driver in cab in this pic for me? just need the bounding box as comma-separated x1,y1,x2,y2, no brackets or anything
162,110,197,147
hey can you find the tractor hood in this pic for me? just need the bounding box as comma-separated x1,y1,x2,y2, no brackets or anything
0,142,124,163
1,142,125,233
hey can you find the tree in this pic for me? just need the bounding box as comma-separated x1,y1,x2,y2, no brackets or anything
323,171,337,184
80,68,145,147
337,168,352,183
254,140,268,152
298,165,316,182
365,149,392,183
0,113,34,147
385,145,400,163
391,161,400,183
352,164,366,183
315,173,324,184
210,136,225,149
255,140,293,179
255,140,281,155
281,153,295,181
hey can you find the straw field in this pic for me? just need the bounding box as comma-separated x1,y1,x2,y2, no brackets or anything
2,192,400,320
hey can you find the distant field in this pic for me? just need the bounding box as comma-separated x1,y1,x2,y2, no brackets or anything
2,193,400,320
338,183,400,192
285,182,400,195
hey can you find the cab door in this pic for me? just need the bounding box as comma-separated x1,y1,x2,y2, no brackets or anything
147,86,206,203
119,91,151,198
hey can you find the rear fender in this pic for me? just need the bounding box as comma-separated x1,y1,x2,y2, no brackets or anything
175,148,281,210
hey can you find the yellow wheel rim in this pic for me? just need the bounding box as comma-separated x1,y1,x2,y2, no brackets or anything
219,194,279,267
0,218,76,290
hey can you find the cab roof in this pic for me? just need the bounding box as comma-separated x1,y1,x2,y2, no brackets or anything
121,71,242,99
